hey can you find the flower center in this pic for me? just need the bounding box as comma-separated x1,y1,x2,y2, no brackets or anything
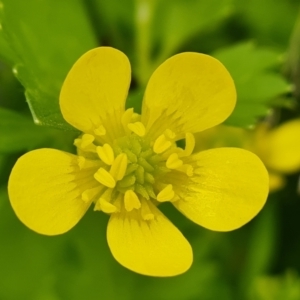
74,109,195,220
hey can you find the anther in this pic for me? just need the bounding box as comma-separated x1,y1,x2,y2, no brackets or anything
110,153,128,181
97,144,115,165
94,125,106,136
124,190,141,211
141,201,155,220
94,168,116,188
178,164,194,176
181,133,195,156
79,134,95,148
121,108,134,131
166,153,183,169
128,122,146,137
153,134,172,154
82,186,103,202
97,198,118,213
157,184,175,202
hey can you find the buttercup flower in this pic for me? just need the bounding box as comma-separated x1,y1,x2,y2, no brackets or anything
195,120,300,192
8,47,269,276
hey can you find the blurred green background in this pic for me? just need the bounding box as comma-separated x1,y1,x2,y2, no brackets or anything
1,0,300,299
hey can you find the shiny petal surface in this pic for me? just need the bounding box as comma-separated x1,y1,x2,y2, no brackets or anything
8,149,95,235
142,53,236,139
60,47,131,133
173,148,269,231
263,120,300,173
107,201,193,276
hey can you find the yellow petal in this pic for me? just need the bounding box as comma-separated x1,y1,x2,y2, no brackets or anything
142,53,236,139
60,47,131,133
107,201,193,276
8,149,93,235
173,148,269,231
269,172,285,192
263,120,300,173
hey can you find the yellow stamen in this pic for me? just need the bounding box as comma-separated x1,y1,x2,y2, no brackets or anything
77,156,86,170
121,108,134,131
94,125,106,136
97,144,115,165
99,198,118,213
141,200,155,220
110,153,128,181
82,186,103,202
181,133,195,157
127,122,146,137
157,184,175,202
94,168,116,188
178,164,194,176
166,153,183,169
79,134,95,148
164,129,176,139
124,190,141,211
153,134,171,154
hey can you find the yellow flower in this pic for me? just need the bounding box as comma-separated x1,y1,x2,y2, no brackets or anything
195,120,300,192
8,47,268,277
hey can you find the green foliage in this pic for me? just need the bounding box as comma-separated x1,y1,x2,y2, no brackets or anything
214,42,290,127
0,108,48,153
0,0,97,130
152,0,233,62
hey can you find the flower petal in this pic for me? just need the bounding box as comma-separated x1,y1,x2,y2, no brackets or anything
8,149,94,235
263,120,300,173
269,172,285,192
142,53,236,139
60,47,131,133
173,148,269,231
107,201,193,276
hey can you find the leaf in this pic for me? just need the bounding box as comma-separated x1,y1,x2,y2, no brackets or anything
153,0,233,61
0,108,49,153
0,0,97,130
0,107,80,153
213,42,290,127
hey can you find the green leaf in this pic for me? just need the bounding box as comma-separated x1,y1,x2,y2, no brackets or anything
0,108,49,153
153,0,233,62
0,0,97,130
213,42,290,127
0,107,80,153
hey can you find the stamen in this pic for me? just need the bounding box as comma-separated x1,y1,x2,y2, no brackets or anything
77,156,86,170
124,190,141,211
82,186,103,202
94,168,116,188
97,144,115,165
153,134,172,154
128,122,146,137
157,184,175,202
166,153,183,169
94,125,106,136
98,198,118,213
77,156,100,170
78,134,95,148
181,133,195,157
121,108,134,131
110,153,128,181
141,200,155,220
164,129,176,139
177,164,194,177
